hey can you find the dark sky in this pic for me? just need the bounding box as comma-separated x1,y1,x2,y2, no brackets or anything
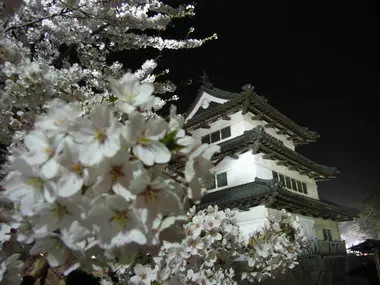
149,0,379,209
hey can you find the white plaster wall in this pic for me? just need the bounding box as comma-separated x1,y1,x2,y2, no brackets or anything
191,110,296,150
186,92,228,121
207,152,256,193
191,111,245,146
267,208,317,240
253,153,319,199
243,113,295,150
206,151,319,200
235,205,269,242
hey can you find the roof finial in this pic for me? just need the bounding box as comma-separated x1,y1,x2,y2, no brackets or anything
242,84,255,92
198,71,213,88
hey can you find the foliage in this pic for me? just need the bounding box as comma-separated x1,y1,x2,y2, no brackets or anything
340,195,380,245
359,197,380,238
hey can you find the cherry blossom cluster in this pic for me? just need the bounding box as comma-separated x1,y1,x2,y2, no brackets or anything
241,209,306,283
106,206,305,285
0,73,220,280
0,0,217,145
0,254,23,285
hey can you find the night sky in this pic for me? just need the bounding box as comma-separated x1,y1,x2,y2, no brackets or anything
147,0,379,209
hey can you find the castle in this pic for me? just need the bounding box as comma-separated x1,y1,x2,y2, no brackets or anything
179,76,357,243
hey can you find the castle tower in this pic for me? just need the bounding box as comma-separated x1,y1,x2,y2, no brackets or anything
179,77,357,244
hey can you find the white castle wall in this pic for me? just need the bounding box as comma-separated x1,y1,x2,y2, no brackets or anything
235,205,269,242
210,151,319,200
253,153,319,199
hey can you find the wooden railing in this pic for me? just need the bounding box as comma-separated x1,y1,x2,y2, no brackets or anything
302,239,347,256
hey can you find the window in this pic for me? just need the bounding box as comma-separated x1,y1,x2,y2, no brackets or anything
211,131,220,143
327,229,333,241
221,126,231,139
200,126,232,144
208,172,228,189
274,172,308,195
323,229,333,241
216,172,228,187
296,181,303,193
291,178,297,190
302,182,308,194
285,177,292,189
279,174,285,184
272,171,279,181
201,135,210,144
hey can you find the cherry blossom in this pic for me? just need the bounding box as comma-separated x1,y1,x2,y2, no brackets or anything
0,2,305,282
0,254,23,285
69,104,122,166
123,112,171,166
0,0,214,146
129,263,157,285
110,72,155,114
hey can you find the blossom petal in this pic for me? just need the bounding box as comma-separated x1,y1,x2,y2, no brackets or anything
23,130,48,151
117,101,136,114
90,104,112,129
41,159,60,179
57,173,83,197
133,145,154,166
150,142,171,164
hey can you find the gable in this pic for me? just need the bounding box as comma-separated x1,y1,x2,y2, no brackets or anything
185,91,228,121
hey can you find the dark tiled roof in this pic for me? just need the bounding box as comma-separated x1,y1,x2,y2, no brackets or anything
172,126,338,179
199,86,239,100
349,239,380,253
200,179,274,207
213,126,339,179
197,179,358,222
185,85,319,143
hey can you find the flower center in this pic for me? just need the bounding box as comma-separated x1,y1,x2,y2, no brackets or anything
44,146,54,156
287,246,295,253
96,130,107,143
55,119,65,126
110,165,124,181
111,211,128,229
139,135,150,145
53,203,68,219
10,74,18,82
141,187,159,204
26,177,44,191
141,273,147,280
146,190,156,201
72,162,83,175
190,240,197,247
126,94,135,104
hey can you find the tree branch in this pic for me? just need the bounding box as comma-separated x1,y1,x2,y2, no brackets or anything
5,9,73,32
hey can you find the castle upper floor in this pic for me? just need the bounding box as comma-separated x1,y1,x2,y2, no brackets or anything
185,82,319,148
